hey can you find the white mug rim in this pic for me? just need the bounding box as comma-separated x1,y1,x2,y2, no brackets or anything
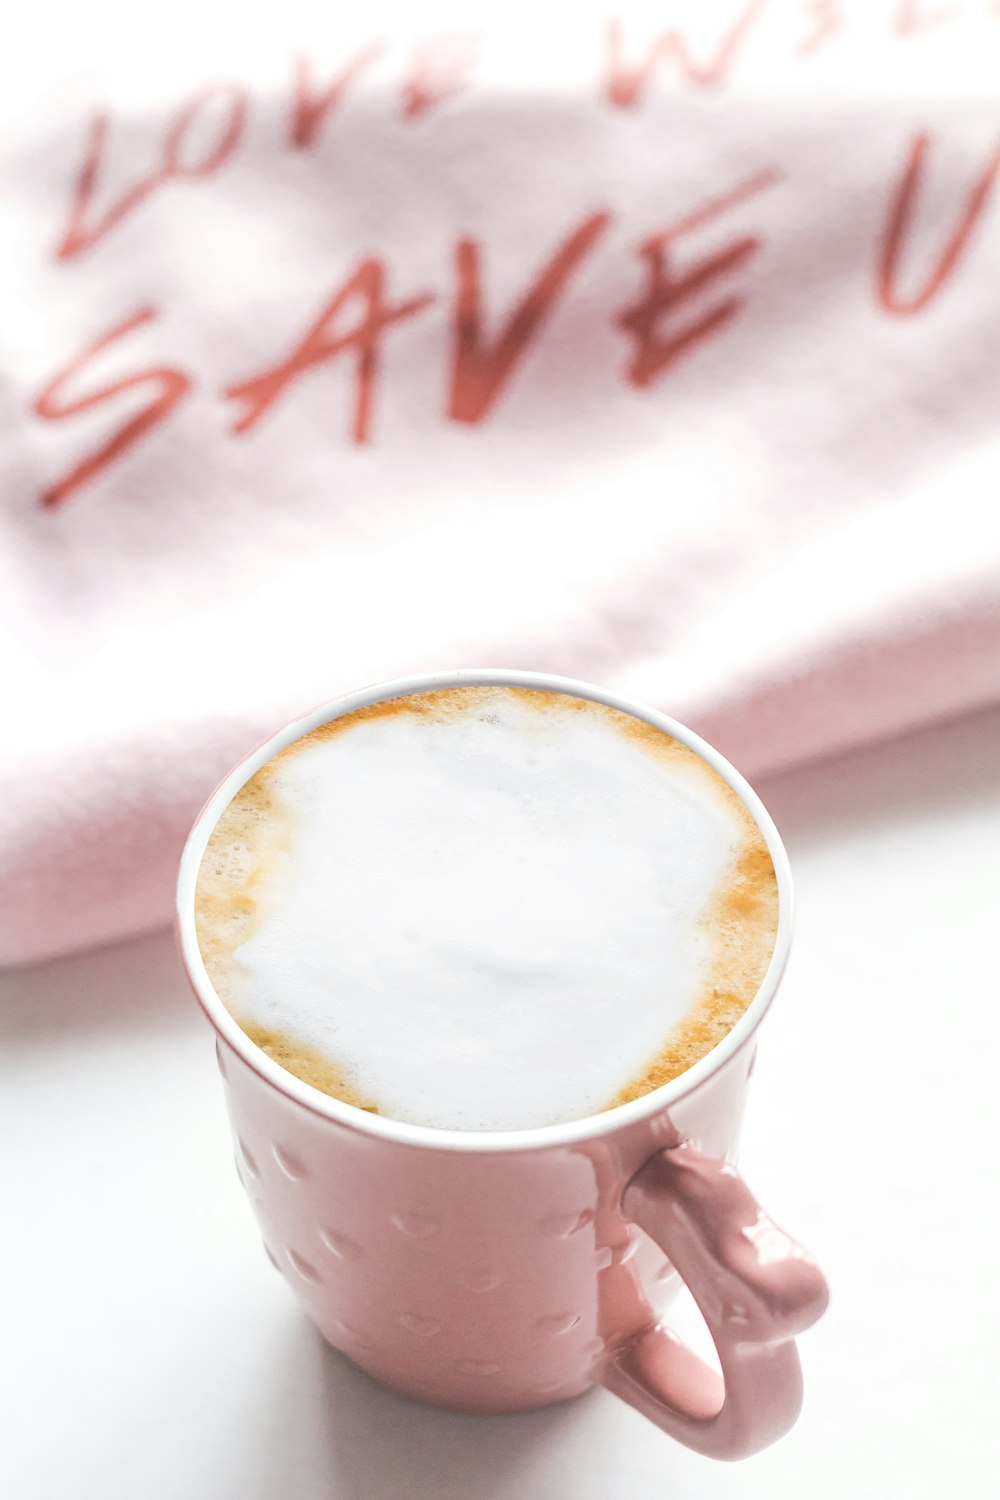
176,668,793,1155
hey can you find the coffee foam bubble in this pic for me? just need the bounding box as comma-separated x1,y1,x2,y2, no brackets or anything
195,687,778,1131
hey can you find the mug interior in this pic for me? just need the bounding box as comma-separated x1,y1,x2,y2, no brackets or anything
176,668,793,1154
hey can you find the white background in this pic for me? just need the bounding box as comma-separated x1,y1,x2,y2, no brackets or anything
3,701,998,1498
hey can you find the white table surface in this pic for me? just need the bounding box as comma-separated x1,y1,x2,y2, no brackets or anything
3,703,999,1500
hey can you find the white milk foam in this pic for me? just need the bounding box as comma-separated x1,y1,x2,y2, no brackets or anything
198,689,770,1131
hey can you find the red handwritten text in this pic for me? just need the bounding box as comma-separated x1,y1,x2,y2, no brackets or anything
57,85,248,261
878,132,1000,314
618,170,779,386
33,307,191,509
289,46,385,148
37,166,783,507
604,1,767,105
449,213,611,423
225,261,434,442
402,36,476,119
894,0,963,35
795,0,847,55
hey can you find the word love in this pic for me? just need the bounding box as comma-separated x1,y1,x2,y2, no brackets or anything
35,170,778,510
54,43,476,263
53,3,1000,266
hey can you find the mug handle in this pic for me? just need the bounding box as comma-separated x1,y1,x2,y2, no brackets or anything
600,1141,829,1460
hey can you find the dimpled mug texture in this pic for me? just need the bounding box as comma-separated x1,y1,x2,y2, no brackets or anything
215,1025,756,1411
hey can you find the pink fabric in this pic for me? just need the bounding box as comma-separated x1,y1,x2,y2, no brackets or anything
2,3,999,966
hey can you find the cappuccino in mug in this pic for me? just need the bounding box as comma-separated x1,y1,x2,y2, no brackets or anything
195,686,777,1131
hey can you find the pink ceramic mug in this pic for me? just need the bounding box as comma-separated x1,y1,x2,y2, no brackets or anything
176,668,828,1460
